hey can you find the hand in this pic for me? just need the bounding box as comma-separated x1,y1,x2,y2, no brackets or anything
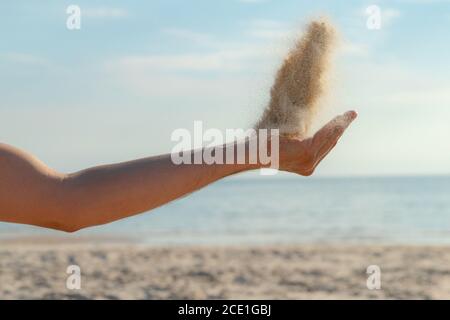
279,110,357,176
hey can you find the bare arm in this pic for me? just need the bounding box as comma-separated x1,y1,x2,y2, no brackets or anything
0,111,356,232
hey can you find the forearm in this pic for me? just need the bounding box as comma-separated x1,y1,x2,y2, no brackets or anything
0,143,259,232
63,148,258,230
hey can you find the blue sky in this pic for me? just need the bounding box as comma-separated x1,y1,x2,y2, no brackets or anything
1,0,450,176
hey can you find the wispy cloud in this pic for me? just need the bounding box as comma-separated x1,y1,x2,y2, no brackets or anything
83,7,128,18
131,21,293,73
105,19,367,100
107,43,275,73
162,28,216,46
0,53,49,66
163,19,291,45
245,19,291,40
103,24,283,101
112,54,223,72
388,87,450,106
340,42,369,56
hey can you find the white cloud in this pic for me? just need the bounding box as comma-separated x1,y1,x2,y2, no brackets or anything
105,21,371,105
245,19,291,40
163,19,291,44
0,53,49,66
107,43,276,73
340,42,369,56
112,54,224,71
162,28,216,46
387,87,450,106
83,7,128,18
115,22,292,74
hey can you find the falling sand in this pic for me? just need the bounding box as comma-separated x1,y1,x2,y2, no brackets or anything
255,19,336,138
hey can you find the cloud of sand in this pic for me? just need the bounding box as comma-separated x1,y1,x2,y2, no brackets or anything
255,19,336,138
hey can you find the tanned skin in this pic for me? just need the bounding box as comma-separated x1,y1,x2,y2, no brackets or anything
0,111,356,232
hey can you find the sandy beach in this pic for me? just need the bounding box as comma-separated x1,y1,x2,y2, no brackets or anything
1,239,450,299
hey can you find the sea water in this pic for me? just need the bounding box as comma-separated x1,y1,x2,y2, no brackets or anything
1,176,449,245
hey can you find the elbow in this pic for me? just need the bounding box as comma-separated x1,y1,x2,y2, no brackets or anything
44,213,86,233
50,200,92,233
45,174,89,233
57,222,84,233
43,172,114,233
36,218,84,233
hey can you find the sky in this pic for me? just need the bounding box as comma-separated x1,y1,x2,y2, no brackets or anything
1,0,450,176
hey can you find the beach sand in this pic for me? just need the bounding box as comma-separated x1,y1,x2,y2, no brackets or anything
1,240,449,299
